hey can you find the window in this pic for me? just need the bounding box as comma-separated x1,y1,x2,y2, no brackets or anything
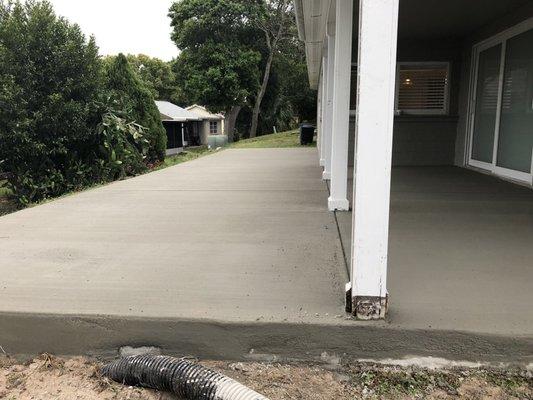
349,62,450,115
209,121,218,134
396,63,450,115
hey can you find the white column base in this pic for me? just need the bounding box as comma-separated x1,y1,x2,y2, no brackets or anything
319,158,326,167
328,197,350,211
322,171,331,180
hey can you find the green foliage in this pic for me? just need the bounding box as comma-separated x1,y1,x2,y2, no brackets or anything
104,54,167,162
121,54,180,103
173,43,260,111
0,1,159,206
169,0,262,113
0,0,102,205
95,111,149,181
169,0,316,137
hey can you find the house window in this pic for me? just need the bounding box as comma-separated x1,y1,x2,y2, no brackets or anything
396,63,450,115
209,121,218,134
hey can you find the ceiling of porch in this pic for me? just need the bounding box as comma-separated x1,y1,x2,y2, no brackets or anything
296,0,532,87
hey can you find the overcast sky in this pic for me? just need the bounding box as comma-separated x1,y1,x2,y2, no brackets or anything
49,0,178,61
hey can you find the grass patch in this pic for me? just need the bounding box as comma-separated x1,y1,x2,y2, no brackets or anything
0,180,11,197
159,145,213,169
230,130,315,149
0,180,16,217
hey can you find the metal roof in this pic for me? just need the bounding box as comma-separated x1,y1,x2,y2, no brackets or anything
155,101,202,122
186,105,225,121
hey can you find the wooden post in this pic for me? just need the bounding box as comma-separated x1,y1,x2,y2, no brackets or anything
350,0,399,319
328,0,353,211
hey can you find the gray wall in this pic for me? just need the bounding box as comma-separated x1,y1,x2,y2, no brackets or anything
348,116,459,167
349,40,463,167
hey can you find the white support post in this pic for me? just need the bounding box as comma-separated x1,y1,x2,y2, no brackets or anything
328,0,353,212
322,29,336,180
319,54,328,167
349,0,399,319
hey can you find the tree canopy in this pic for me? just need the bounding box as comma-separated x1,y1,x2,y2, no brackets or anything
104,54,167,162
125,54,180,103
169,0,263,139
169,0,316,139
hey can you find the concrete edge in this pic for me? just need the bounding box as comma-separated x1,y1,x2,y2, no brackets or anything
0,312,531,365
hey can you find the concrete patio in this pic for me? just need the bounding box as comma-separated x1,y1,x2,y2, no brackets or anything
0,148,531,363
338,166,533,336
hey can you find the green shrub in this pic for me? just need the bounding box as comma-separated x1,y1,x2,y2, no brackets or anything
0,0,102,205
104,54,167,162
94,111,149,181
0,1,160,207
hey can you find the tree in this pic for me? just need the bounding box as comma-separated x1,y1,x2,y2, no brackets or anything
104,54,167,161
169,0,262,141
0,0,102,204
248,0,294,138
124,54,180,103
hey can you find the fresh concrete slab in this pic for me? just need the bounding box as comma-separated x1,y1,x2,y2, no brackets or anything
0,149,347,324
338,166,533,336
0,149,531,363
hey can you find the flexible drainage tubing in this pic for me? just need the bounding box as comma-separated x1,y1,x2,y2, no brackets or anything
102,355,270,400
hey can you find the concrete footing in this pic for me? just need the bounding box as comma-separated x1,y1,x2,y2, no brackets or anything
0,312,531,365
353,296,388,320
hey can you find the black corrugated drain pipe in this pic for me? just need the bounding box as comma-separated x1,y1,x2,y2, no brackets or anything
102,355,270,400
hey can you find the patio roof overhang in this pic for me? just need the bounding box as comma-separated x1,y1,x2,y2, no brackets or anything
296,0,531,89
294,0,332,89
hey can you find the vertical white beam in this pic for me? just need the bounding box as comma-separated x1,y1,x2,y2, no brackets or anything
328,0,353,211
322,29,336,180
350,0,399,319
319,53,328,167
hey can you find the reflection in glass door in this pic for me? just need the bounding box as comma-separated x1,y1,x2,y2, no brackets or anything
471,44,502,165
496,28,533,177
469,24,533,184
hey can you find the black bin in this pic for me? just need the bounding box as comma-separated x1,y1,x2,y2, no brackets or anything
299,122,315,145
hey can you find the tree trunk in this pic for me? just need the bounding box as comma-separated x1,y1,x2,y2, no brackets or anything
225,105,242,142
249,49,275,138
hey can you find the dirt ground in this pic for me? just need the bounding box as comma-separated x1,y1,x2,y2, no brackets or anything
0,354,531,400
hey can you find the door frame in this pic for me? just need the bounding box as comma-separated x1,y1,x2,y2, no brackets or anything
467,17,533,185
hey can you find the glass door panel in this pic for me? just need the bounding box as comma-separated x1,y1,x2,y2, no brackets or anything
496,28,533,173
471,44,502,164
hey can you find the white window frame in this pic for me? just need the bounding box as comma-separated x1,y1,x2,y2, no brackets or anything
466,17,533,185
349,61,451,116
395,62,451,116
209,121,218,134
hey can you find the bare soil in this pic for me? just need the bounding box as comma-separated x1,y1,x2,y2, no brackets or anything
0,354,531,400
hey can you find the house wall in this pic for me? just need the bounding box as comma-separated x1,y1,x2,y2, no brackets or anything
454,3,533,166
199,119,226,146
348,39,463,167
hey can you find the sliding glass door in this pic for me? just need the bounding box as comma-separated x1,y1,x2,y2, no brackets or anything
471,44,502,166
469,22,533,184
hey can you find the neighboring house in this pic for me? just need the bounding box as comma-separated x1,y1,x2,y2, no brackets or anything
186,105,226,145
155,101,202,155
295,1,533,319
